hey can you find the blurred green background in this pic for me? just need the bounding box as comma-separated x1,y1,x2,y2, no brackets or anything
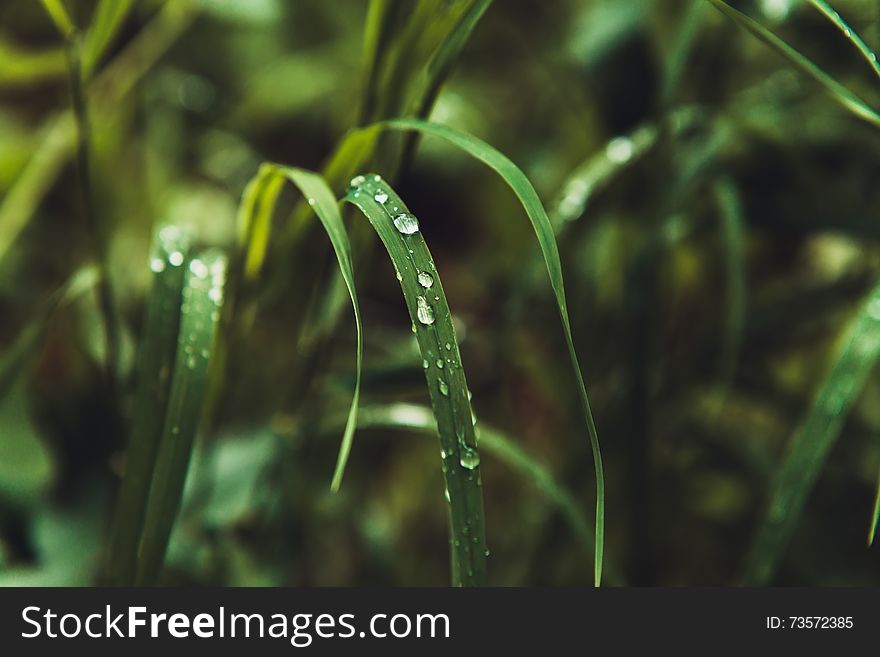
1,0,880,586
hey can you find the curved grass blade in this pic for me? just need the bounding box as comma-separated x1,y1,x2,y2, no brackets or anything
807,1,880,81
81,0,135,79
39,0,76,40
237,164,363,493
104,225,191,585
744,278,880,583
374,117,605,586
136,248,227,585
346,176,487,586
352,403,606,578
706,0,880,128
869,467,880,546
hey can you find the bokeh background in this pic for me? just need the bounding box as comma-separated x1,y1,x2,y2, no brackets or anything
1,0,880,586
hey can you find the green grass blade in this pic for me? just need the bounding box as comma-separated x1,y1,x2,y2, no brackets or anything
237,164,363,493
136,247,227,585
744,277,880,583
375,117,605,586
706,0,880,128
713,177,747,409
807,0,880,81
345,176,487,586
81,0,135,79
869,466,880,546
104,225,191,585
39,0,76,40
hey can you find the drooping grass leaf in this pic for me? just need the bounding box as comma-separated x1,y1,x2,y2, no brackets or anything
373,117,605,586
136,247,227,585
81,0,135,79
869,467,880,547
744,277,880,583
104,225,191,586
807,0,880,81
706,0,880,128
39,0,76,40
236,164,362,493
345,176,488,586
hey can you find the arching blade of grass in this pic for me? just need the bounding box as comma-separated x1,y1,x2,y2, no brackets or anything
807,0,880,80
39,0,75,40
136,248,227,585
374,117,605,586
81,0,135,79
104,225,191,586
744,278,880,584
237,164,363,493
705,0,880,128
869,468,880,546
350,403,609,581
346,176,487,586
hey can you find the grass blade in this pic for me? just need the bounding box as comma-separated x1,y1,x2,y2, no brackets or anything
81,0,135,79
104,226,191,585
39,0,76,40
345,176,487,586
136,247,227,585
375,117,605,586
869,466,880,546
807,0,880,81
706,0,880,128
744,277,880,583
237,164,363,493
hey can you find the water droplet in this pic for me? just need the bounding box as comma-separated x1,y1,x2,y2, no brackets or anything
187,355,197,369
349,175,366,187
372,174,382,182
411,323,417,334
440,449,447,460
423,359,430,369
189,259,208,279
307,197,315,206
374,191,388,204
150,258,166,273
436,358,444,369
393,212,419,235
418,271,434,288
445,342,452,351
438,379,449,396
459,446,480,470
416,296,435,325
444,488,451,503
209,287,223,304
395,270,403,282
169,251,184,267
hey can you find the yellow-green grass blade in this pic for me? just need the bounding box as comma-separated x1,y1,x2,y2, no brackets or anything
39,0,76,40
869,467,880,546
374,117,605,586
81,0,135,79
744,278,880,583
346,176,487,586
236,164,362,492
104,225,191,586
807,1,880,81
706,0,880,128
136,247,227,585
